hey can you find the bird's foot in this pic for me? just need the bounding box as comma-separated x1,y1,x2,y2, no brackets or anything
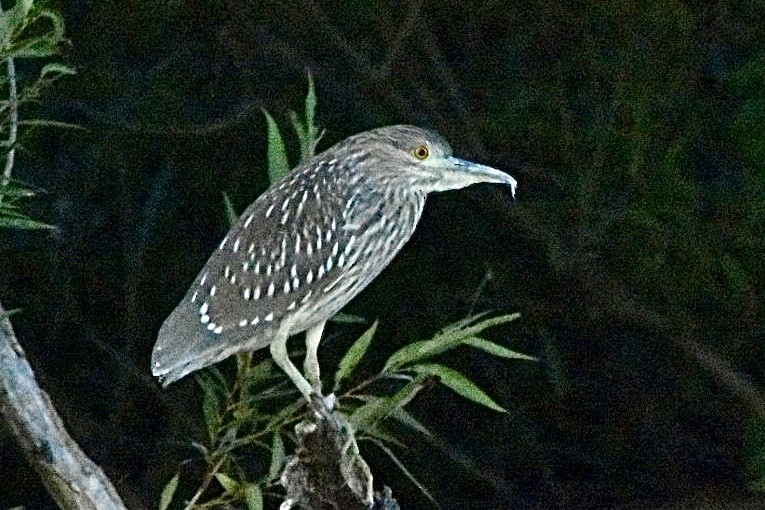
309,392,336,418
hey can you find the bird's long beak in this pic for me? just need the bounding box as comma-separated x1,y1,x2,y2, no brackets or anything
442,156,518,198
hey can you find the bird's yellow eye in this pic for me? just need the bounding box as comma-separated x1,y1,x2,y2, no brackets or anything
413,145,430,160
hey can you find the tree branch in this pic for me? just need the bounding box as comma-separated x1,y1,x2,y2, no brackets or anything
280,395,401,510
1,53,17,191
0,301,128,510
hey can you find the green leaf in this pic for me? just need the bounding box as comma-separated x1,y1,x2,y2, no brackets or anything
18,119,83,130
243,358,281,394
5,9,67,60
390,407,433,438
333,320,378,392
364,438,440,508
207,366,231,390
214,472,239,492
0,0,33,50
350,374,430,429
236,351,252,378
437,310,493,335
462,337,537,361
263,110,289,184
358,420,405,449
0,214,54,230
197,371,226,437
410,364,507,413
305,71,316,138
0,8,65,58
330,312,367,324
244,483,263,510
290,72,320,162
266,398,305,431
158,473,179,510
0,182,35,198
289,112,306,160
384,337,459,373
442,312,520,337
268,432,285,482
384,313,521,372
222,192,238,226
0,308,21,321
40,62,76,79
349,396,389,430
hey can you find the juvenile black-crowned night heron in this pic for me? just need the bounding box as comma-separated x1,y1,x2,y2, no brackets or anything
152,125,517,400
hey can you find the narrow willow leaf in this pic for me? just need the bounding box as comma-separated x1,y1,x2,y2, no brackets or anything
439,313,520,341
350,374,429,429
197,372,225,436
365,438,440,508
436,311,493,336
39,9,67,43
360,421,405,449
214,472,238,492
263,110,289,183
8,38,59,60
222,192,238,226
304,71,316,137
7,9,66,60
268,432,286,482
0,182,35,198
410,364,507,413
291,73,319,161
0,215,54,230
244,483,263,510
463,336,537,361
190,440,209,456
390,407,433,438
0,308,21,321
158,473,179,510
333,320,378,392
18,119,84,129
40,62,76,78
289,111,308,162
0,0,33,43
0,206,24,216
330,312,367,324
384,336,463,373
266,398,305,430
244,358,280,392
384,313,521,372
207,366,230,390
236,351,252,378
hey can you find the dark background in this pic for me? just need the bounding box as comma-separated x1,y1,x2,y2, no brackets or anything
1,0,764,508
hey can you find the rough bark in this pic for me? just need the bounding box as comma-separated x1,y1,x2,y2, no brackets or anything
0,302,127,510
280,394,401,510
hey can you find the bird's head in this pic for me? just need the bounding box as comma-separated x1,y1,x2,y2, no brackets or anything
338,125,517,197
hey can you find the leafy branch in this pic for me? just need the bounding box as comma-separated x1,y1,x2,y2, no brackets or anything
0,2,126,510
0,0,75,228
159,77,531,510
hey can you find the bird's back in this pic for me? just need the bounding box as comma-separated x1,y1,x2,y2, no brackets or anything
152,142,425,385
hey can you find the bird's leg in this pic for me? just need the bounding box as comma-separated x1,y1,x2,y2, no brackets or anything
270,321,313,401
304,321,326,395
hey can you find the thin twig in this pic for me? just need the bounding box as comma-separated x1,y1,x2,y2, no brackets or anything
182,455,227,510
0,54,18,206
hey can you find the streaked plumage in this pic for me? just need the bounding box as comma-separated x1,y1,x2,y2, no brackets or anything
152,125,517,397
